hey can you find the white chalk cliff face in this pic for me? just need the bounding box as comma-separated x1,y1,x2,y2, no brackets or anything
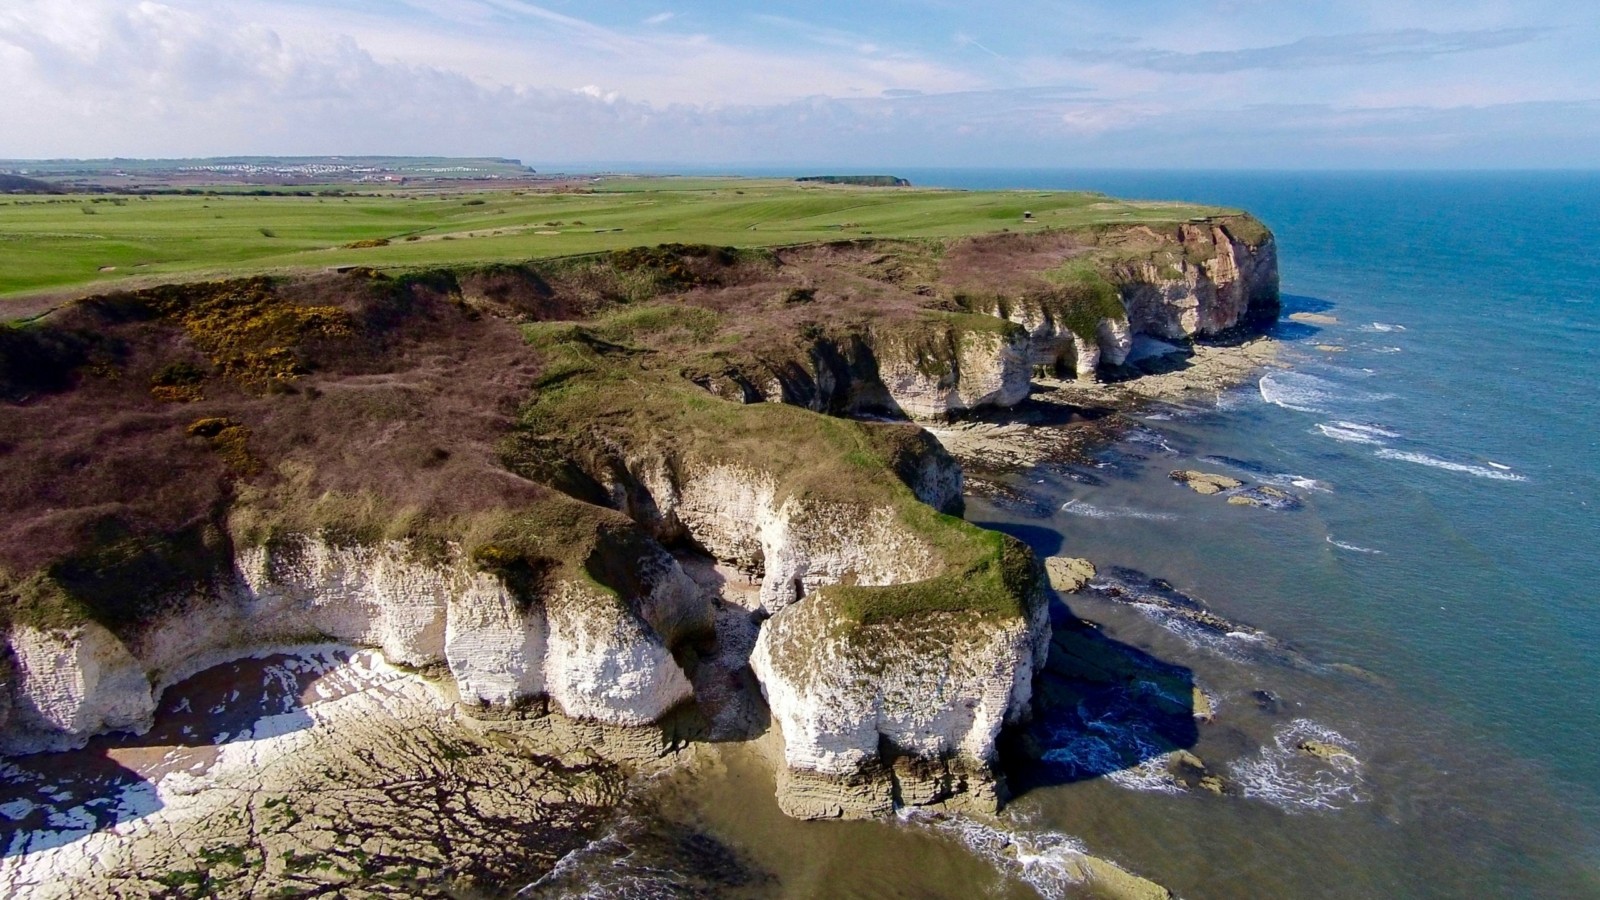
669,466,941,614
750,590,1049,818
1120,226,1280,340
0,536,705,754
536,436,1049,816
874,328,1033,420
0,225,1278,815
686,228,1276,420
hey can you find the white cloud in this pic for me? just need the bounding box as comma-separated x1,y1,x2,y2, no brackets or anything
0,0,1594,166
574,84,620,104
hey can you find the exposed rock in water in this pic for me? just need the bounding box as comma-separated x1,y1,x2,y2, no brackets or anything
1296,739,1360,766
1226,485,1303,509
1169,470,1243,495
1167,748,1227,795
1252,689,1283,713
1045,556,1097,594
1084,567,1269,644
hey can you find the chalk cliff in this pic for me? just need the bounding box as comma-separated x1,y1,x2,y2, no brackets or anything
1,527,707,755
1111,220,1281,339
0,214,1277,821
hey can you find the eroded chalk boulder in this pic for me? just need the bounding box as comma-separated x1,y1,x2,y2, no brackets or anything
749,545,1048,819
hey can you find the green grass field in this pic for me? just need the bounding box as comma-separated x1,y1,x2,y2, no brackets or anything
0,177,1232,301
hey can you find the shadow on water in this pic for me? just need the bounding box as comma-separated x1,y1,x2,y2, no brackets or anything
0,650,350,858
1002,596,1201,798
0,749,162,857
975,520,1201,798
988,523,1066,558
1281,294,1336,315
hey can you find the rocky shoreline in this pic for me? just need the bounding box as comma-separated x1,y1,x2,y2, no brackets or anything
0,334,1286,898
1,215,1280,897
928,334,1282,494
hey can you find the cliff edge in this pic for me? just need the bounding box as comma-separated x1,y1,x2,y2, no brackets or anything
0,215,1276,819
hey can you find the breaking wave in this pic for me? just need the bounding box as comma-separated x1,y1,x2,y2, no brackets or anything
899,811,1099,900
1060,500,1178,521
1374,449,1526,481
1281,475,1332,493
1316,421,1399,445
1228,719,1366,813
1125,427,1180,454
1197,455,1328,492
1364,322,1407,332
1038,694,1187,796
1327,536,1382,554
1259,372,1393,414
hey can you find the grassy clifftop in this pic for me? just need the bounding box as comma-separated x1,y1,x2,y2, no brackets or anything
0,190,1273,636
0,178,1255,301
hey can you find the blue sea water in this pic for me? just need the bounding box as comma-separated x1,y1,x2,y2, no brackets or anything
932,169,1600,781
930,170,1600,895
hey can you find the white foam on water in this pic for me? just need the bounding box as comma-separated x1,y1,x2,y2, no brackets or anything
1060,500,1178,522
1040,726,1186,797
522,822,644,899
1374,448,1527,481
1259,371,1328,412
1315,424,1385,445
1284,476,1332,493
1229,719,1366,813
1239,469,1332,493
1126,427,1179,454
1336,421,1400,439
1260,371,1392,414
1327,536,1382,554
899,810,1099,900
1214,390,1249,411
1140,613,1264,662
1364,322,1406,332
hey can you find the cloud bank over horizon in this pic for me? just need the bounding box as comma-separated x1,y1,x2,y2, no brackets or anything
1,0,1596,168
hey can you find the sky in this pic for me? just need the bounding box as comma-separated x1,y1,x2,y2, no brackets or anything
1,0,1597,168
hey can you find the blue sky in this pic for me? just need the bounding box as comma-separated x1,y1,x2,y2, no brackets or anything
1,0,1596,167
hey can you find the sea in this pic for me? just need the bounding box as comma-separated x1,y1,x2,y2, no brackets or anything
542,170,1600,899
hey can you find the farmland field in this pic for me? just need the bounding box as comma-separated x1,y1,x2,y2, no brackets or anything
0,177,1230,303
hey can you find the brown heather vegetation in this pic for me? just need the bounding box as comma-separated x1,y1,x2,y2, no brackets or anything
0,217,1265,634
